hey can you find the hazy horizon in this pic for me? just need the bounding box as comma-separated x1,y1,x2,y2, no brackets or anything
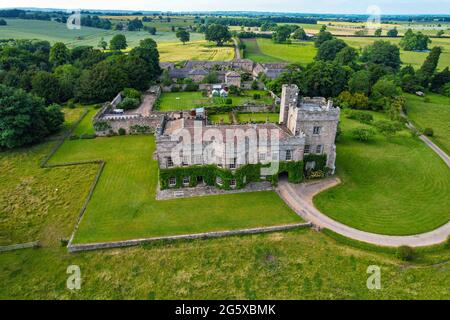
1,0,449,15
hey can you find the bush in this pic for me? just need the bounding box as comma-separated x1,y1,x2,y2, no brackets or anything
346,110,373,124
119,97,140,110
93,121,111,132
171,86,181,92
122,88,141,101
184,83,199,92
352,127,375,142
374,120,403,137
423,127,434,137
396,246,415,261
225,98,233,105
118,128,126,135
80,133,96,139
445,235,450,249
253,93,261,100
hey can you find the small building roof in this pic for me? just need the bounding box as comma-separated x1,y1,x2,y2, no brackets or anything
225,71,240,77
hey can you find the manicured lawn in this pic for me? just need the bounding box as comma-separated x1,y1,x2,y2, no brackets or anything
157,90,274,111
243,38,317,65
237,112,279,123
314,111,450,236
48,135,301,243
405,93,450,156
158,41,235,62
340,37,450,70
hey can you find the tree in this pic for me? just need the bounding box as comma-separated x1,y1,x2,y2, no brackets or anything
45,103,65,133
109,34,127,50
334,46,358,66
31,71,63,104
431,67,450,92
361,40,401,70
386,28,398,37
147,26,157,35
397,246,415,261
352,127,375,142
315,39,347,61
176,29,190,44
0,19,7,26
128,38,161,82
336,91,369,109
303,61,352,97
0,85,64,148
127,18,143,31
49,42,70,67
273,25,292,43
314,30,333,47
371,78,401,110
205,24,231,46
98,37,107,50
400,29,431,51
436,30,445,37
292,27,308,40
419,46,442,85
374,28,382,37
348,70,371,95
374,120,402,137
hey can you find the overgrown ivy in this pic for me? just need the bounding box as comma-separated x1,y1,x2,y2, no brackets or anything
159,161,304,190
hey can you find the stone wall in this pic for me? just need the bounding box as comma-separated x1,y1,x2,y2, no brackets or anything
68,222,311,252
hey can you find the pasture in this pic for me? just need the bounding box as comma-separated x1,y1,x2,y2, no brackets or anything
237,112,279,123
314,110,450,236
243,38,317,65
158,41,234,62
0,19,204,47
405,93,450,155
340,36,450,70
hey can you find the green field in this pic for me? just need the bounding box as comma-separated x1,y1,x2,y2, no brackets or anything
237,112,279,123
209,113,232,124
1,107,450,299
157,90,274,111
405,93,450,155
72,107,97,136
314,110,450,236
243,38,317,64
0,19,204,47
340,36,450,70
48,135,301,243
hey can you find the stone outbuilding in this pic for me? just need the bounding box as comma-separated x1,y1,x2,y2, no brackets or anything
225,71,241,87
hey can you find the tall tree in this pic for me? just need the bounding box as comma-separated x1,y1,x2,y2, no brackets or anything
419,46,442,84
176,29,190,44
314,29,333,47
386,28,398,37
361,40,401,70
272,25,292,43
315,39,347,61
205,24,231,46
109,34,127,50
49,42,70,67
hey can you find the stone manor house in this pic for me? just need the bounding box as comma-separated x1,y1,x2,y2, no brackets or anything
156,84,340,190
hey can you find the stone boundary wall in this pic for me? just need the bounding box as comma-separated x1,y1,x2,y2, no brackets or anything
0,241,40,253
68,222,312,252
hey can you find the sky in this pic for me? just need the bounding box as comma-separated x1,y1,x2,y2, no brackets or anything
1,0,450,15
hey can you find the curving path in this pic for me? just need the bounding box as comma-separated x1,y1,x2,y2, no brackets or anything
277,177,450,247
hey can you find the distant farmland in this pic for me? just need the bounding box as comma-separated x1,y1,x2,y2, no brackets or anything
0,19,204,47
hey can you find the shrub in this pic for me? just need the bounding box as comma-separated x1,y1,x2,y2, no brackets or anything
225,98,233,105
346,110,373,124
118,128,126,135
93,121,111,132
374,120,402,137
445,235,450,249
67,101,76,109
352,127,375,142
396,246,415,261
253,93,261,100
423,127,434,137
171,86,181,92
122,88,141,101
119,97,140,110
80,133,96,139
184,83,199,92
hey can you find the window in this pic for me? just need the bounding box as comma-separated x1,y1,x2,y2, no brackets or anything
169,177,176,187
183,176,190,186
194,155,203,165
304,145,311,155
216,176,223,186
230,179,237,188
229,157,236,169
258,153,266,162
182,155,190,166
306,161,316,170
316,145,323,154
166,157,174,168
286,150,293,161
313,126,321,135
243,176,247,184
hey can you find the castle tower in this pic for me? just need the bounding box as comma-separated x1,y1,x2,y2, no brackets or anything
279,84,299,125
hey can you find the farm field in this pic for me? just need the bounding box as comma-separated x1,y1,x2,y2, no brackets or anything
314,111,450,236
48,135,301,243
243,38,317,64
0,19,204,47
72,106,97,137
209,113,232,124
158,41,234,62
157,90,274,111
340,36,450,70
405,93,450,155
